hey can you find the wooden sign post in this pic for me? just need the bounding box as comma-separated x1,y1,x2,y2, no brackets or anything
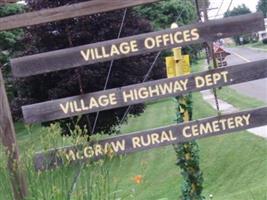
0,0,160,31
0,69,27,200
11,13,264,77
21,59,267,123
34,107,267,171
1,0,265,197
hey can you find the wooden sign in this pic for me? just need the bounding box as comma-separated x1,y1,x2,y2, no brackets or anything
0,0,161,31
11,13,264,77
34,107,267,171
22,59,267,123
0,0,17,4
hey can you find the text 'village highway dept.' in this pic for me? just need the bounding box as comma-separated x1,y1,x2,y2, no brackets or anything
60,71,229,115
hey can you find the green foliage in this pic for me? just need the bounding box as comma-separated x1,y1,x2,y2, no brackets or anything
0,4,25,64
137,1,205,192
174,95,204,200
0,3,24,17
1,89,267,199
224,4,252,45
257,0,267,18
0,122,121,200
263,38,267,44
224,4,251,17
15,0,164,133
135,0,197,30
0,4,24,100
136,0,202,61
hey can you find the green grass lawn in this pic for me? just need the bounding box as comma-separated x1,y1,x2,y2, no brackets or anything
243,42,267,51
1,60,267,200
217,87,266,110
225,41,267,51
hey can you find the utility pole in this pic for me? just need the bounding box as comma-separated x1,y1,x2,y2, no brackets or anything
197,0,220,112
0,68,27,200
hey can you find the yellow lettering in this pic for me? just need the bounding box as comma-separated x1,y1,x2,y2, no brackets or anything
132,137,141,148
130,40,139,52
84,147,94,158
212,121,220,132
183,126,192,138
227,117,235,129
111,140,126,152
94,144,103,157
139,87,149,99
80,50,90,61
221,71,229,82
205,74,213,86
120,42,131,54
151,133,160,144
219,119,227,130
195,76,205,88
73,101,82,112
60,102,69,114
191,28,200,40
163,34,171,46
191,125,199,136
98,95,110,107
109,93,117,105
110,45,120,56
123,90,134,102
161,131,170,142
169,131,177,140
174,31,183,43
180,79,188,90
89,97,99,109
242,114,251,125
65,150,76,161
144,37,155,49
141,136,151,146
183,30,191,42
199,123,213,134
155,35,163,47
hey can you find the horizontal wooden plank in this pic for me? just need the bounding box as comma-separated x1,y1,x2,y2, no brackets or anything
22,59,267,123
11,12,265,77
34,107,267,171
0,0,160,31
0,0,17,4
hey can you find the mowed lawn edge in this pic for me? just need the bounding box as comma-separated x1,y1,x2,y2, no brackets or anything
0,59,266,199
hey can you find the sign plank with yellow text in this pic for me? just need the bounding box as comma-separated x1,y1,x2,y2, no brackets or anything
11,13,264,77
34,107,267,171
0,0,161,31
22,59,267,123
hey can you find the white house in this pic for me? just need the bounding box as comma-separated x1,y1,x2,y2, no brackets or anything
258,18,267,41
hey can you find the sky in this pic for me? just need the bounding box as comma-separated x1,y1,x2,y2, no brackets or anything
208,0,260,19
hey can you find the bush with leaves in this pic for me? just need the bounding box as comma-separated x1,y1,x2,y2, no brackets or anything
0,4,24,101
136,0,202,61
14,0,164,134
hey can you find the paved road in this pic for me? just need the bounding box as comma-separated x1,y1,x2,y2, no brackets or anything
224,47,267,103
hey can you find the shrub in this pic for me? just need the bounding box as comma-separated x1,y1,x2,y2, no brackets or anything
262,38,267,44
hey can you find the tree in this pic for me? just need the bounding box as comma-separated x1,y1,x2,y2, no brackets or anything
224,4,252,45
136,0,197,30
0,3,24,118
136,0,201,60
14,0,164,134
224,4,251,17
257,0,267,18
137,1,204,199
